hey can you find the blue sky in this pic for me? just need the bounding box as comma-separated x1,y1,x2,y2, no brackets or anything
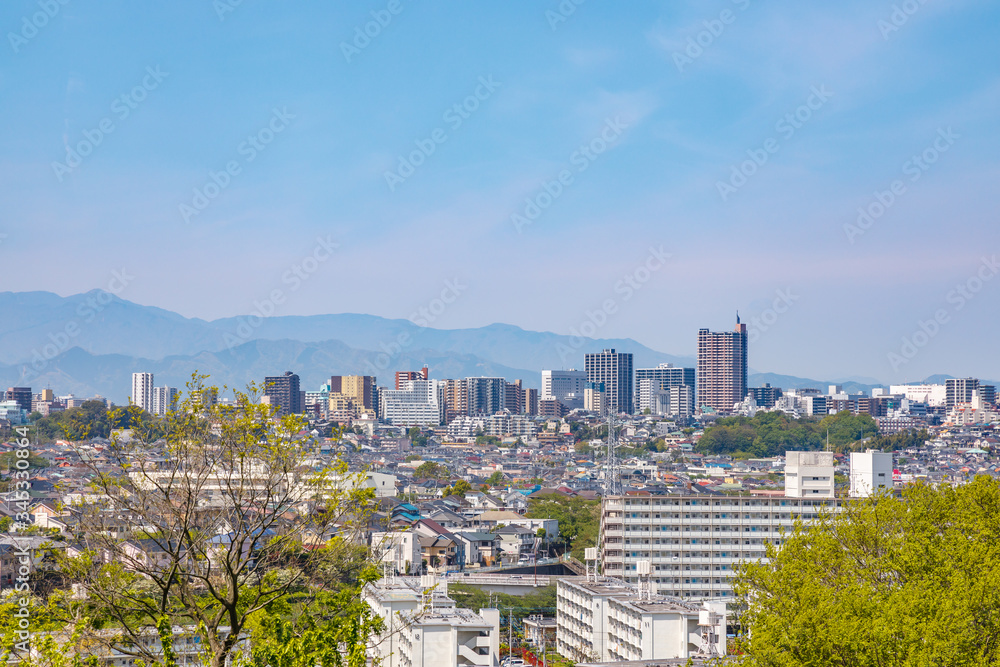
2,0,998,383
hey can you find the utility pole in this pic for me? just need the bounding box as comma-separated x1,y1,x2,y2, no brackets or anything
508,608,513,659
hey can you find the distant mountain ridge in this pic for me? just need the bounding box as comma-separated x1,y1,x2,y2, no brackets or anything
4,290,985,406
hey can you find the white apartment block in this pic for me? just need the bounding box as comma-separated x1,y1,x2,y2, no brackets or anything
541,370,588,410
151,386,178,416
381,380,443,426
599,493,840,599
556,577,726,663
131,372,154,412
364,578,499,667
783,451,835,498
850,450,893,498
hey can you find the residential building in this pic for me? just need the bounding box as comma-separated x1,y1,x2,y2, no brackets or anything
849,450,893,498
522,387,539,416
396,367,429,390
656,385,694,420
784,451,835,498
130,373,154,412
599,493,841,599
585,350,634,415
696,319,748,413
380,380,442,426
748,383,783,409
151,386,178,416
263,371,303,416
541,370,589,411
584,382,607,417
556,577,726,663
4,387,32,413
636,365,695,414
946,378,979,409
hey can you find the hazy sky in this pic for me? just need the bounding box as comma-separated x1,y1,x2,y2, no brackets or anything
2,0,998,383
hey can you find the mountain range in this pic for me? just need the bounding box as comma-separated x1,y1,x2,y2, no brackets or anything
2,290,981,406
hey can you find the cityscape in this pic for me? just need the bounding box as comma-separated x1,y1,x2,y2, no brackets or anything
3,2,999,666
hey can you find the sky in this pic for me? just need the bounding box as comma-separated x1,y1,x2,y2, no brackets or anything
1,0,999,384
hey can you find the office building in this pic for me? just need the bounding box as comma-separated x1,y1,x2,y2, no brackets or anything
635,365,695,414
696,319,748,413
263,371,303,416
380,380,442,426
556,577,726,663
888,383,946,407
945,378,979,409
784,451,835,498
541,370,588,411
130,373,154,413
849,450,893,498
585,350,634,415
599,492,840,599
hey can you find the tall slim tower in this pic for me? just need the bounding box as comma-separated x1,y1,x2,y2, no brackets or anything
131,372,154,413
584,349,634,414
696,316,748,413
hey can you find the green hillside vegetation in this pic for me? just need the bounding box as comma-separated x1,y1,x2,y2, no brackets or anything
28,400,157,442
525,494,599,559
695,410,904,458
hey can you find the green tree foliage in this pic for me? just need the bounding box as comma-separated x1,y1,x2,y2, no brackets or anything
29,400,159,443
485,470,505,486
448,584,556,620
54,376,379,667
413,461,448,480
735,476,1000,665
475,435,500,445
866,428,931,452
407,427,429,446
525,494,599,559
443,479,472,497
695,410,878,457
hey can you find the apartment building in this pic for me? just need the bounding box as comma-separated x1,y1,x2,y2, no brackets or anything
849,450,893,498
130,373,154,412
599,490,841,599
380,379,443,426
585,350,634,415
635,364,695,414
556,577,726,663
696,319,748,413
263,371,303,416
364,577,499,667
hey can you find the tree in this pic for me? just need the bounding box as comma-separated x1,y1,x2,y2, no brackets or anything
485,471,504,486
526,494,599,559
735,476,1000,665
57,376,380,667
413,461,448,480
444,479,472,497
